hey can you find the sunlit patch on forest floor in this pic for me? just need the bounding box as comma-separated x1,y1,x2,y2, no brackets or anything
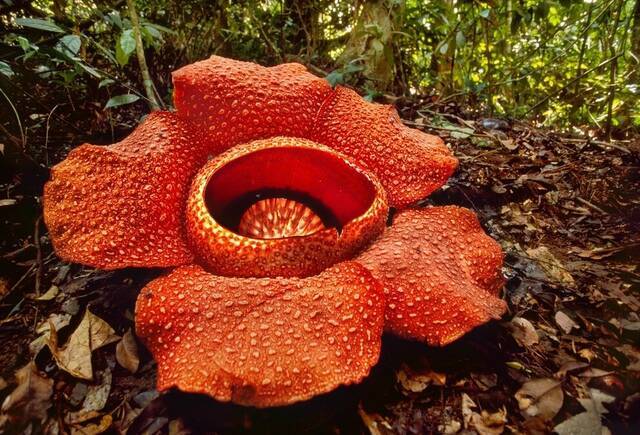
0,107,638,434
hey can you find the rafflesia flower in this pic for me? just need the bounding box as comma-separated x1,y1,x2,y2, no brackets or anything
44,56,507,407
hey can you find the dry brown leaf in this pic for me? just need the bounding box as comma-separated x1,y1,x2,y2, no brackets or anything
29,313,72,355
471,408,507,435
438,419,462,434
509,317,539,347
515,378,564,420
116,329,139,373
461,393,476,428
396,363,446,393
48,309,120,380
66,366,112,426
555,311,579,334
69,414,113,435
35,285,59,301
554,388,614,435
0,362,53,427
462,393,506,434
358,405,390,435
0,278,9,301
526,246,575,286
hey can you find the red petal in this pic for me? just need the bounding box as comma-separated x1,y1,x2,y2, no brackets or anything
311,87,458,208
173,56,333,153
135,262,385,407
356,206,506,346
186,137,388,277
44,112,208,269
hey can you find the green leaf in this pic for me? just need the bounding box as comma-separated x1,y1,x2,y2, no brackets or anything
17,36,31,51
325,71,343,87
0,61,14,77
115,29,136,66
56,34,81,56
15,18,64,33
456,31,466,47
105,94,139,109
105,11,123,29
78,62,101,78
439,42,449,54
370,39,384,54
142,22,176,35
479,9,491,19
98,78,115,88
142,24,162,40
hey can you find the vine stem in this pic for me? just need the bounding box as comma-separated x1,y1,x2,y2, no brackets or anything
126,0,161,111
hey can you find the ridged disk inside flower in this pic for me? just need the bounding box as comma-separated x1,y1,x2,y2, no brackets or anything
238,198,326,239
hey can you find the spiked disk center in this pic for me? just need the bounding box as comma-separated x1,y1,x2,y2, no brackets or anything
238,198,325,239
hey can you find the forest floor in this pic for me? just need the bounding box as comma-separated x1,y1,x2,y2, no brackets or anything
0,104,639,434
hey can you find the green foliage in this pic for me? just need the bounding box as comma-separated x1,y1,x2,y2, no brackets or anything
104,93,140,108
1,0,638,136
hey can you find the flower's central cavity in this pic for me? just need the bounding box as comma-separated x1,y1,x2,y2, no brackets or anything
185,137,389,278
203,146,377,239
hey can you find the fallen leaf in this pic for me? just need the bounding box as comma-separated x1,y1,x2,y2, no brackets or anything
358,405,390,435
462,393,506,434
471,372,498,391
438,419,461,434
526,246,575,285
70,414,112,435
116,329,139,373
461,393,476,428
35,285,59,301
515,378,564,420
509,317,539,347
471,408,507,435
29,313,72,355
168,418,190,435
0,362,53,427
0,278,9,301
500,138,518,150
578,368,614,378
554,388,614,435
555,311,579,334
79,366,112,418
556,360,590,377
396,363,446,393
48,309,120,380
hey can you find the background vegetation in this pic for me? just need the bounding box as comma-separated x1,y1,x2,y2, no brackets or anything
1,0,639,161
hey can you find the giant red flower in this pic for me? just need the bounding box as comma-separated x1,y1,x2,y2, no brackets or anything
44,56,506,407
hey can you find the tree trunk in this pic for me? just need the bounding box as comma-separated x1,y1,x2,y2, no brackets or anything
630,0,640,84
340,0,404,91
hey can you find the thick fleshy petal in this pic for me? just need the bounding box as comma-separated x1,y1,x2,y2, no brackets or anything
186,137,388,278
173,56,333,153
44,112,208,269
311,87,458,208
135,262,385,407
356,206,506,346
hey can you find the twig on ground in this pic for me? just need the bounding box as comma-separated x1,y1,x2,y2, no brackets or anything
34,216,43,296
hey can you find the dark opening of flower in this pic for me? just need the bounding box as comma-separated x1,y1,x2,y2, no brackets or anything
44,56,507,407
